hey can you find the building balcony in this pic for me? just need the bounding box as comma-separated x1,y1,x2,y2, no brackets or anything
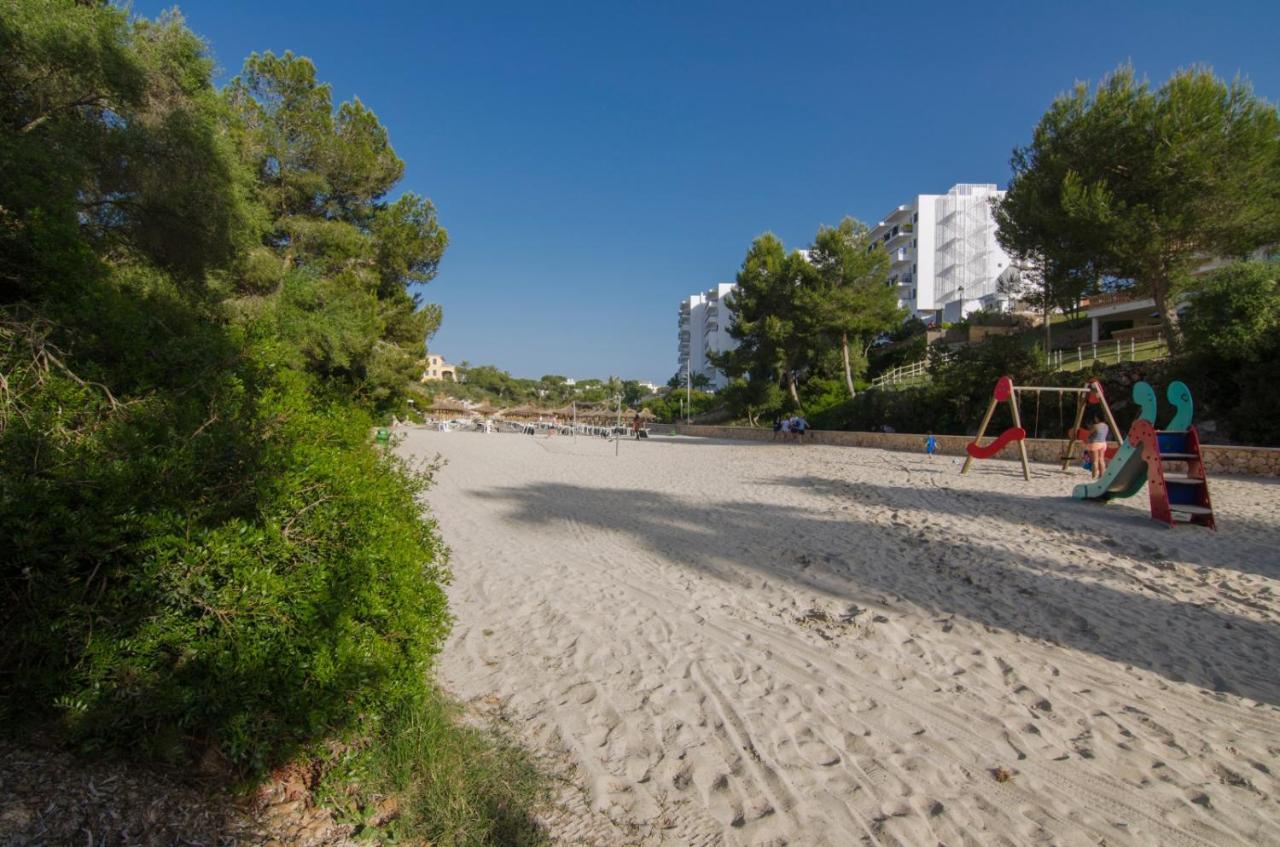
1085,291,1144,309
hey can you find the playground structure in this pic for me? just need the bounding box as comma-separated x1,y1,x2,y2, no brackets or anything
962,376,1215,528
1074,381,1216,529
961,377,1122,481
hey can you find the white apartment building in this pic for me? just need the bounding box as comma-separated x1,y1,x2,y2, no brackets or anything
676,282,738,390
869,183,1016,323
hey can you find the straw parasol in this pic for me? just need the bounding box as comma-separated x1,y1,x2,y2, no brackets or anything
504,404,539,420
426,396,470,414
638,408,656,420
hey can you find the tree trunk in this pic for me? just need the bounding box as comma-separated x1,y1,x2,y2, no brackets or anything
1044,297,1052,365
786,371,804,412
1149,275,1182,353
841,333,857,399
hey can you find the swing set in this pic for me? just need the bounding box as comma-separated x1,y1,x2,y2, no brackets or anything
960,376,1123,480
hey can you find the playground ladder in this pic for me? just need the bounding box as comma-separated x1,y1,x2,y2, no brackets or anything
1130,423,1216,529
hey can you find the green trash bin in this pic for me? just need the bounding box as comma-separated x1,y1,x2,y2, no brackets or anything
375,427,390,444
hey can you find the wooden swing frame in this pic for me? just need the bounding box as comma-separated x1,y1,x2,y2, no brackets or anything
960,378,1122,481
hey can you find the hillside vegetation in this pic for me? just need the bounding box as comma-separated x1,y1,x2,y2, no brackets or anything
1,2,541,842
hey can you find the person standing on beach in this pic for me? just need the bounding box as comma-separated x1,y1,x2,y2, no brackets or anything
1086,416,1110,479
632,412,643,439
925,432,938,459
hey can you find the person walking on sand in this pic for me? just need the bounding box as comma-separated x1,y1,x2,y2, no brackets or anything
632,412,643,439
925,432,938,459
1086,415,1110,479
548,414,558,436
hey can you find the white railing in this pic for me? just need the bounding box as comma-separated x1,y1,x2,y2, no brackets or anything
870,357,932,389
1047,336,1169,372
869,336,1170,391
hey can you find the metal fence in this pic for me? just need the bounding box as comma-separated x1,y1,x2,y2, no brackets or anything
869,358,932,389
869,336,1170,391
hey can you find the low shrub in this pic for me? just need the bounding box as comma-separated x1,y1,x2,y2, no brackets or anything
1,284,449,774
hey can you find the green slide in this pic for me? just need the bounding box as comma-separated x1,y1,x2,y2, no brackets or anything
1072,381,1157,501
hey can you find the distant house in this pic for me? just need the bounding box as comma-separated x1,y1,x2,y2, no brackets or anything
1083,248,1275,343
421,354,457,382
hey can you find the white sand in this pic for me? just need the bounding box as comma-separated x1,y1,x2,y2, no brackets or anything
399,429,1280,846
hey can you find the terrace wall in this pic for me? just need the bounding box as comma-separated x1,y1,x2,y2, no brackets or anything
671,425,1280,477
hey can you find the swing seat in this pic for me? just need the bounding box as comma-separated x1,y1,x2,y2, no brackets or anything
965,426,1026,460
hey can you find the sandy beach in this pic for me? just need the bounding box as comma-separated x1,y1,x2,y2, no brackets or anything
400,429,1280,846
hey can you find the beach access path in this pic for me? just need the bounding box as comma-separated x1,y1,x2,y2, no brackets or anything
399,429,1280,846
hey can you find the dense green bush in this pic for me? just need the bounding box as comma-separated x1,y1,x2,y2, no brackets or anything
1179,261,1279,361
0,278,449,772
642,389,720,422
0,0,454,776
1165,261,1280,444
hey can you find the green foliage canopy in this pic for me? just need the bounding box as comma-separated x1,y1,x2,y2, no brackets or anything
716,218,899,418
996,65,1280,347
1,1,452,776
1179,261,1280,361
225,50,448,407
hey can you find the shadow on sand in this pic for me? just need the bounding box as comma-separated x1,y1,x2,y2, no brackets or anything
474,480,1280,708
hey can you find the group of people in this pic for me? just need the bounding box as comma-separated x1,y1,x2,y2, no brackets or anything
772,414,810,443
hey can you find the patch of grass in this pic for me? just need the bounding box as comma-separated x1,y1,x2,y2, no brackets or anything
316,689,548,846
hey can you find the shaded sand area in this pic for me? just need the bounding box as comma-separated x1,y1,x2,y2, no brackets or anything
399,429,1280,846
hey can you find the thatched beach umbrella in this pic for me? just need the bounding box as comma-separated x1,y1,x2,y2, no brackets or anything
426,396,470,415
638,408,656,420
505,404,539,420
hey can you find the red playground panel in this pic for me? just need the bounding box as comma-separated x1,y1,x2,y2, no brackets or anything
965,427,1027,460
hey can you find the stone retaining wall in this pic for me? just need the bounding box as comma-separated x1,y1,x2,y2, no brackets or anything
672,425,1280,477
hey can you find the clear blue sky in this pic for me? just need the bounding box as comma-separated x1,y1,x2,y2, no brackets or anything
140,1,1279,382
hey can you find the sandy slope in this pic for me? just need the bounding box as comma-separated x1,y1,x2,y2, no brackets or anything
399,429,1280,846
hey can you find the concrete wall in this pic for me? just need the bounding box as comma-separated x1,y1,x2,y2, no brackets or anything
671,425,1280,477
